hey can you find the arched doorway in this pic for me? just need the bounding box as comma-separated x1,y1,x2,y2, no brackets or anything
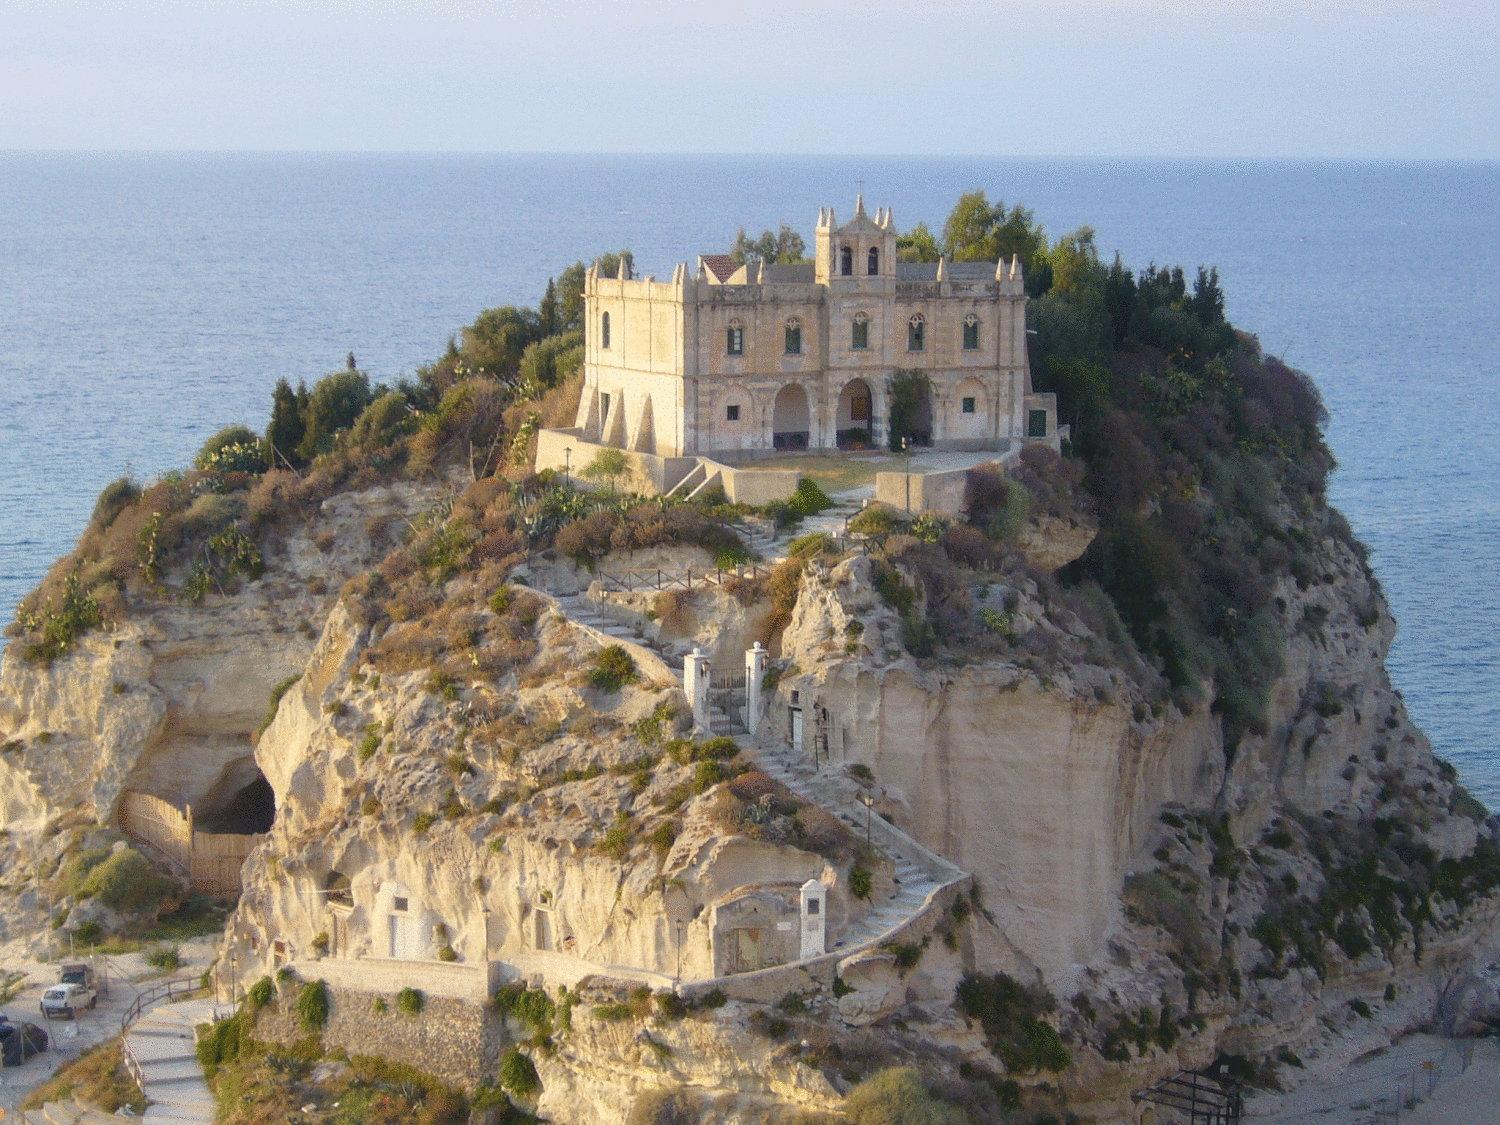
836,378,875,449
772,384,810,451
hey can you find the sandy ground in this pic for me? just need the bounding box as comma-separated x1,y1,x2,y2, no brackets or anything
1247,1032,1500,1123
0,936,218,1117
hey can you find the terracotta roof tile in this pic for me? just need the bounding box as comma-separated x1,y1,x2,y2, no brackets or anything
700,254,737,282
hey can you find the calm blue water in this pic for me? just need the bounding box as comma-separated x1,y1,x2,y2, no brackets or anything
1,154,1496,802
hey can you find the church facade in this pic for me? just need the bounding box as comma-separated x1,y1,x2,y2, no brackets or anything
571,197,1056,459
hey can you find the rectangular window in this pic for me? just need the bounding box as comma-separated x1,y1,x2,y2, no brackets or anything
962,397,976,414
727,326,744,356
851,318,869,350
908,323,924,351
392,897,408,912
599,392,611,420
785,323,801,354
726,404,740,422
807,899,820,916
1028,409,1048,438
963,320,980,350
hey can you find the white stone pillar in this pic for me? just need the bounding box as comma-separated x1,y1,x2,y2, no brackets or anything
684,647,711,736
799,879,827,959
744,643,767,737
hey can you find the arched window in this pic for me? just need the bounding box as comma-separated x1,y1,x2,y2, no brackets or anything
784,317,802,355
601,311,611,349
962,313,980,351
851,312,869,351
867,246,880,275
840,245,853,276
907,313,925,352
726,319,744,357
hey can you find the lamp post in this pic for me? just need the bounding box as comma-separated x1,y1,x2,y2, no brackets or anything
901,436,912,513
859,791,875,848
563,446,572,487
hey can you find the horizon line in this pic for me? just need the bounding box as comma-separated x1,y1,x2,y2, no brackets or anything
1,148,1497,164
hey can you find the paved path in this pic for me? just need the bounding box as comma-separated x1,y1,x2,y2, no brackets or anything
123,998,218,1123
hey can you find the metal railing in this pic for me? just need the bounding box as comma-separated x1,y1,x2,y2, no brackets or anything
119,974,205,1095
120,975,202,1036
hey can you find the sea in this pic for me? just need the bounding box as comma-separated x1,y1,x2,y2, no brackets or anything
0,154,1495,802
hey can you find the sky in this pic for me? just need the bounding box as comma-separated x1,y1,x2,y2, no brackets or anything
1,1,1496,158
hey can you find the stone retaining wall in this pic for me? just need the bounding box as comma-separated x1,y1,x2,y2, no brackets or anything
675,878,968,1006
252,978,505,1089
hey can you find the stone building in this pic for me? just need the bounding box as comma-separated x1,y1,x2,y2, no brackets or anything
570,196,1056,459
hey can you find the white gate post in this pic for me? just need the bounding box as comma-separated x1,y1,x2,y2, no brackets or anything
744,642,768,737
685,647,712,736
799,879,827,959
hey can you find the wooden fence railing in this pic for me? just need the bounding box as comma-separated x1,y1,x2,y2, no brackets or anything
117,790,262,896
596,563,765,594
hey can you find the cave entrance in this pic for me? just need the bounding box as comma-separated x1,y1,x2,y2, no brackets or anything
197,758,275,835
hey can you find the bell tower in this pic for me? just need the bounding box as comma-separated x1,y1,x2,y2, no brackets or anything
815,195,897,287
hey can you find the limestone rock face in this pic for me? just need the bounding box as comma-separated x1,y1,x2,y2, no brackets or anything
1018,512,1097,572
0,482,437,952
836,949,906,1026
778,557,1221,983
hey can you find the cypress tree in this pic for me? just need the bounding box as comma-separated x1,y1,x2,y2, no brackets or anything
539,278,559,337
266,378,306,469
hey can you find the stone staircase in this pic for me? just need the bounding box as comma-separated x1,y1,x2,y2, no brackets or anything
20,1099,122,1124
121,997,219,1123
551,556,969,964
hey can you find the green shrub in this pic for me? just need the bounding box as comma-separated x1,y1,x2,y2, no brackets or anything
194,425,263,472
844,1066,967,1125
786,477,832,518
499,1046,541,1098
21,571,105,664
849,865,873,900
89,477,141,532
195,1011,249,1078
246,976,275,1010
57,846,113,898
598,813,633,861
71,920,103,946
648,820,680,856
872,560,916,613
955,972,1070,1074
144,944,181,972
849,506,898,536
396,987,424,1015
357,725,381,761
412,812,437,835
495,986,555,1036
589,645,638,692
79,848,175,916
295,979,329,1031
692,759,725,793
